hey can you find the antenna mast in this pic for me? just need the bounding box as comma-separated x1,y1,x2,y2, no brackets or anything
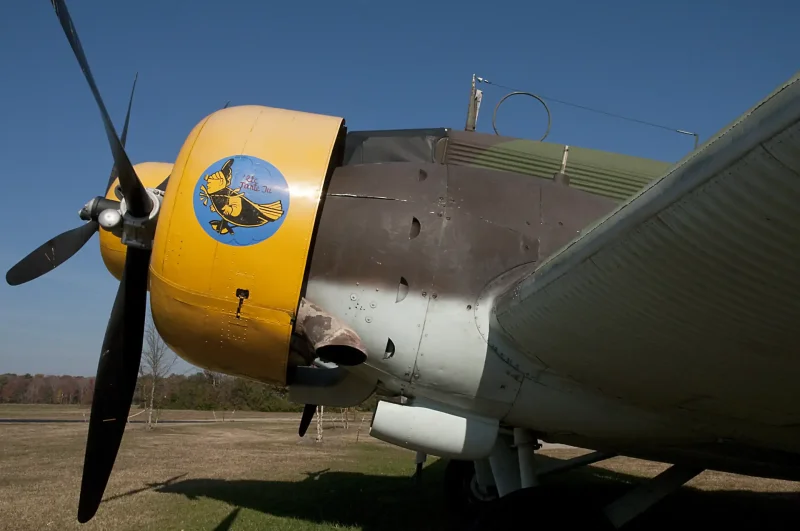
464,74,484,131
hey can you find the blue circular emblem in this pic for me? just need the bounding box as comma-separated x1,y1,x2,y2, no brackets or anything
193,155,290,246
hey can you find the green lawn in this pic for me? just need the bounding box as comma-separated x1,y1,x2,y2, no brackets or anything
1,405,799,530
0,406,444,531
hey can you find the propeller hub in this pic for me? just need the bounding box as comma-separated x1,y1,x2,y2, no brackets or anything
98,209,122,230
117,187,164,250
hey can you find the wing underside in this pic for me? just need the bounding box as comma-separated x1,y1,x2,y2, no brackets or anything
493,72,800,434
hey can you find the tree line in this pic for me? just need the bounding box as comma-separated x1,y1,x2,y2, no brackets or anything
0,370,301,411
0,370,377,413
0,372,95,405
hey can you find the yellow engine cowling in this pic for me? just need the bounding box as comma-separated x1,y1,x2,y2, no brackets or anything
99,162,173,281
149,105,345,385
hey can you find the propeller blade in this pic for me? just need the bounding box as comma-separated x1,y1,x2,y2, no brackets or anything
104,72,138,195
119,73,137,148
155,175,170,193
5,71,132,288
148,97,224,196
49,0,151,218
77,246,151,523
5,221,98,286
298,404,317,437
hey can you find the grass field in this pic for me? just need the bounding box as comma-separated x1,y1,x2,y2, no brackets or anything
1,405,799,530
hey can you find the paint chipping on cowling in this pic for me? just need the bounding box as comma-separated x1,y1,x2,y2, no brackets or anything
295,298,368,366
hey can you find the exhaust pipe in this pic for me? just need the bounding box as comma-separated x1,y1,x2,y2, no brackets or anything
295,297,368,366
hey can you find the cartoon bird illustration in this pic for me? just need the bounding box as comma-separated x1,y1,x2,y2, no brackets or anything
198,158,284,235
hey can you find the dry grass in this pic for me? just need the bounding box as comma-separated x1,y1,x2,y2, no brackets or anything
0,406,799,530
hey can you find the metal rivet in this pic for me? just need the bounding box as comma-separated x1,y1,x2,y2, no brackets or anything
432,293,438,299
365,317,372,323
467,304,472,310
350,294,358,301
370,302,377,308
421,291,427,296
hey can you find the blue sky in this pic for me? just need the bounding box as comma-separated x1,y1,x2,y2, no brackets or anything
0,0,796,376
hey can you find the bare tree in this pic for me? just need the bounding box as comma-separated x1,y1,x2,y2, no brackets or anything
45,376,61,404
140,317,177,430
203,370,233,421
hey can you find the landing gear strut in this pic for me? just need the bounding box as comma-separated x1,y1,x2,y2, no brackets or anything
446,428,704,530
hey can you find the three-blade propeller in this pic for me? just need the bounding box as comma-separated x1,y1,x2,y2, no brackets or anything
5,0,157,523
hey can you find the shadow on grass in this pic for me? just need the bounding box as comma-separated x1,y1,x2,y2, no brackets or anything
103,473,188,503
157,455,800,530
212,507,241,531
161,459,450,531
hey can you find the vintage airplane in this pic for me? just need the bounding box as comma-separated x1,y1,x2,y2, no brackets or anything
6,1,800,528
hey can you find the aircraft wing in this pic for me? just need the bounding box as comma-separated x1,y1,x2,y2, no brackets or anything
492,72,800,426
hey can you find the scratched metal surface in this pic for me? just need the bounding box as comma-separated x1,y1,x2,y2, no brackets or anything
306,162,447,384
493,72,800,443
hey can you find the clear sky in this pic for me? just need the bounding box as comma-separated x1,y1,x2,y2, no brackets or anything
0,0,796,376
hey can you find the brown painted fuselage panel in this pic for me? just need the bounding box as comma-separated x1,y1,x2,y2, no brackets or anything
304,161,618,400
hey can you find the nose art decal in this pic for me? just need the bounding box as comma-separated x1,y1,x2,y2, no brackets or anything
194,155,290,246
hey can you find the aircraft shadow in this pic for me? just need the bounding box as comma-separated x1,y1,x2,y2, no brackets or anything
157,456,800,530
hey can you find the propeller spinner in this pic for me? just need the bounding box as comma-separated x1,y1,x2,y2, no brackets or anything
5,0,163,523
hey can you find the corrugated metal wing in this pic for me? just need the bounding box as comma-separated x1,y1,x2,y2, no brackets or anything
492,72,800,435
